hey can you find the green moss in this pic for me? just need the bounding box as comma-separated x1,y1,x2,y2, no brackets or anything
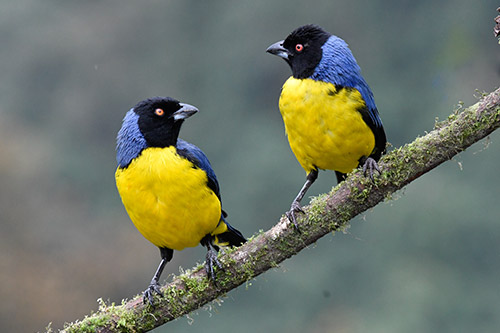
65,317,110,333
180,274,209,293
44,322,53,333
63,298,155,333
246,229,265,242
353,186,371,202
63,301,112,333
308,193,329,224
236,258,255,280
332,200,354,227
381,142,424,187
163,296,181,318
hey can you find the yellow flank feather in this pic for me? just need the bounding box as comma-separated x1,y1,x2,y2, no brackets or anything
279,77,375,174
115,146,222,250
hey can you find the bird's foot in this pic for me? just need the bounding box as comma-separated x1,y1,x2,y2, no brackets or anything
286,201,304,231
143,282,163,307
205,247,223,283
361,157,381,181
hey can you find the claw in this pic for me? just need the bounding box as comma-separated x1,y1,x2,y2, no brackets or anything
286,170,317,231
286,200,304,231
205,247,223,283
362,157,381,180
143,282,163,307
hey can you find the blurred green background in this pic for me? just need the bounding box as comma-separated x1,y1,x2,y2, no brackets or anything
1,1,499,332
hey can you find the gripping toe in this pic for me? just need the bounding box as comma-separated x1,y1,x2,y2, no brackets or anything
361,156,381,180
205,247,223,283
286,201,304,231
143,282,163,307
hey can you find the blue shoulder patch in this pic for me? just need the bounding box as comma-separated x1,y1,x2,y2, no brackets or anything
116,109,148,168
176,139,221,199
311,35,382,128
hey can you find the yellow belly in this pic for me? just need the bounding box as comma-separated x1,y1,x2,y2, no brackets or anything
279,77,375,174
115,147,222,250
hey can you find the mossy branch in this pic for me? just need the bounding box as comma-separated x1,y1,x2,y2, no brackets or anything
61,88,500,333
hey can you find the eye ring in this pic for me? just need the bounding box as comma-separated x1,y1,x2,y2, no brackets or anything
154,108,165,116
295,43,304,52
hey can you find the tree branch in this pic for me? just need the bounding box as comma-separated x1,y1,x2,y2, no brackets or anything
61,88,500,332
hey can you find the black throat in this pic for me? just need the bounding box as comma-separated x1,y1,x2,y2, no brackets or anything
138,117,183,148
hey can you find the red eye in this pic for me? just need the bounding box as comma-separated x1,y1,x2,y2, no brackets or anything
154,108,165,116
295,43,304,52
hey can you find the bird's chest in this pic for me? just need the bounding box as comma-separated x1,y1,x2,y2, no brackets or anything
115,147,221,250
278,77,375,173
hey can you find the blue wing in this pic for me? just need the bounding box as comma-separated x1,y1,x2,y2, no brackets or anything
176,139,222,201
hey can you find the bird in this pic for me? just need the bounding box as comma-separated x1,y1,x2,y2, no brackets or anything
266,24,386,228
115,96,246,306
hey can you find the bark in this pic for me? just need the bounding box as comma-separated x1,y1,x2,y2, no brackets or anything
61,88,500,333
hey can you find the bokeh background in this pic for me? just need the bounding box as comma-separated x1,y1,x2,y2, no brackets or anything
1,1,499,332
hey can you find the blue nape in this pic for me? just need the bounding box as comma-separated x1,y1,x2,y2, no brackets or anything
311,35,382,128
116,109,147,168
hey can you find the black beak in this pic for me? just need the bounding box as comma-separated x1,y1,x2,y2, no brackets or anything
266,40,290,60
172,103,198,121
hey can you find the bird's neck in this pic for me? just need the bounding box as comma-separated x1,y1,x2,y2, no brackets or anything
144,124,182,148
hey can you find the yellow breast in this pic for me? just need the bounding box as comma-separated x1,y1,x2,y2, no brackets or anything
279,77,375,174
115,147,221,250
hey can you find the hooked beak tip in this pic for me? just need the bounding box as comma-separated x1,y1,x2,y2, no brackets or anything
172,103,198,121
266,40,289,60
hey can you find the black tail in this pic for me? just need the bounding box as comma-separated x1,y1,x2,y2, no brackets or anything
216,219,246,247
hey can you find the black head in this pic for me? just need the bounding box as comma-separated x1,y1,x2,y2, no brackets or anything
134,96,198,147
266,24,331,79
